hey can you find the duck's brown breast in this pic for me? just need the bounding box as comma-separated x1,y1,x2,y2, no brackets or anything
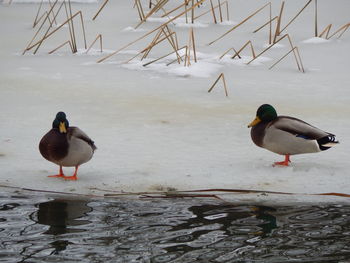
39,129,69,162
250,122,269,148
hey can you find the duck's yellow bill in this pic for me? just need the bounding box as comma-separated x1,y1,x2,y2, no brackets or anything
59,122,67,133
248,116,261,128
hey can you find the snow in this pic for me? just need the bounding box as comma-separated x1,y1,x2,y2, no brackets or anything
0,0,350,204
302,37,331,44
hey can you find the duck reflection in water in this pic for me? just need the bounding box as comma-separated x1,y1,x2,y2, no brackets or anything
34,199,92,235
157,204,277,255
172,204,277,236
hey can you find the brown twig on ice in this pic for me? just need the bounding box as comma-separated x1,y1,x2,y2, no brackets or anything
273,1,284,43
208,73,229,97
48,40,73,54
86,34,103,53
194,0,229,21
322,23,350,39
92,0,109,20
279,0,313,36
25,11,86,54
97,0,206,63
247,34,304,73
208,2,271,45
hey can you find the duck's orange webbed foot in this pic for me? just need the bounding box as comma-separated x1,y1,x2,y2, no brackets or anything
63,175,77,181
63,166,78,181
48,166,65,178
273,155,291,167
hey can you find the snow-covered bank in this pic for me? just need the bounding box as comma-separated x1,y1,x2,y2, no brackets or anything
0,0,349,203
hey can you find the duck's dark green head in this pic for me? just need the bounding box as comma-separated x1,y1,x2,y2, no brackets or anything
248,104,277,128
52,112,69,133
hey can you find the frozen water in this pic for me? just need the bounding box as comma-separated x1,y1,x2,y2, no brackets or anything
0,0,349,202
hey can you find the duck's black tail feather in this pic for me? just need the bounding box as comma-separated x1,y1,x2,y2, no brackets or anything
317,134,339,151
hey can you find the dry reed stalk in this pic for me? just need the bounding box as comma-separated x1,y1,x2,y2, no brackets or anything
218,0,223,22
48,0,58,25
86,34,103,53
142,46,187,67
166,53,186,66
142,26,180,61
32,0,58,28
142,29,164,59
219,47,241,60
208,74,222,93
247,35,285,64
97,0,206,63
34,1,68,54
285,34,301,71
79,9,87,49
232,48,242,59
208,2,271,45
186,31,192,66
183,46,190,66
48,40,73,54
318,24,332,38
314,0,318,37
135,0,146,21
34,10,57,29
34,12,51,29
124,51,145,64
194,0,228,21
253,16,278,33
161,28,182,63
328,23,350,39
185,0,189,23
23,0,60,54
221,73,228,96
219,48,232,59
209,0,217,24
139,29,180,62
269,47,297,70
183,27,197,66
184,37,191,66
250,42,256,58
229,40,256,59
139,31,173,58
191,28,197,62
337,23,350,39
269,2,272,44
164,25,179,50
161,0,188,17
226,1,229,20
135,0,169,28
92,0,109,21
279,0,313,36
247,34,303,72
208,73,229,97
64,0,76,52
295,47,305,72
273,1,284,43
27,11,84,54
191,0,195,23
33,0,44,27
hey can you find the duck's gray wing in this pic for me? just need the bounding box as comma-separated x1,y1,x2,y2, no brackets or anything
272,116,332,140
69,127,97,151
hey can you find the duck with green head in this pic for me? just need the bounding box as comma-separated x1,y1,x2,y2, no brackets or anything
248,104,338,166
39,112,97,180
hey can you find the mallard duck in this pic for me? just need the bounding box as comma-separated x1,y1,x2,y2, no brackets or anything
248,104,338,166
39,112,96,180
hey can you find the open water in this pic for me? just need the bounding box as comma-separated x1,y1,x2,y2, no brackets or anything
1,190,350,263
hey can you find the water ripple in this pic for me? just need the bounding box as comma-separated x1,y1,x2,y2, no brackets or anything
1,191,350,263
